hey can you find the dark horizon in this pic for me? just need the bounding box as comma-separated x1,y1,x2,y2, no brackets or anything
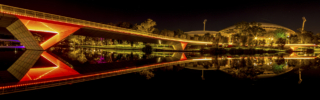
1,0,320,33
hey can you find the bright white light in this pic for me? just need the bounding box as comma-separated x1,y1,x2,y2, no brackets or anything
193,58,212,60
28,29,58,34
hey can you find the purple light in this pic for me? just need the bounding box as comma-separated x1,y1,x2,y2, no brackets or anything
0,39,20,42
96,55,107,64
0,46,25,48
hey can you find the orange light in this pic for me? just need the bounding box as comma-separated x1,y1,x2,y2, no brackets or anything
290,53,297,57
180,53,187,60
286,44,316,46
193,58,212,60
20,52,80,82
181,42,188,50
290,47,298,51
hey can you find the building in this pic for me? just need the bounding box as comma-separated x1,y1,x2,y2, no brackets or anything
185,30,219,37
219,22,295,35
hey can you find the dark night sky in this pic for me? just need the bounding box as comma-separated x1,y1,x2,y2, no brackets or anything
1,0,320,33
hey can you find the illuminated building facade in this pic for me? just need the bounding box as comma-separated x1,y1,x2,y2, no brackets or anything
219,22,295,44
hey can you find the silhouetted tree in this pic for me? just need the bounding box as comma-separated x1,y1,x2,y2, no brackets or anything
153,28,160,34
136,19,156,33
116,22,133,29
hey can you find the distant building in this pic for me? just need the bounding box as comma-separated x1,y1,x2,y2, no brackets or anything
185,30,219,37
219,22,296,44
219,22,295,35
185,22,295,44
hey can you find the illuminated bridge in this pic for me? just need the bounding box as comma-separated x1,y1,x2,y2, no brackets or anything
0,4,211,51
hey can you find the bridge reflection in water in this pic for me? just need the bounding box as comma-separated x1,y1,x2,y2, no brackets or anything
0,51,317,95
0,51,189,95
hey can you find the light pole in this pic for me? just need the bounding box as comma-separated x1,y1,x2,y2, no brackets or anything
301,17,306,44
203,19,207,31
302,17,306,33
298,68,302,84
287,33,290,44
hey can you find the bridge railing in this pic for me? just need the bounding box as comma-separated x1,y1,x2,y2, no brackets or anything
0,4,211,44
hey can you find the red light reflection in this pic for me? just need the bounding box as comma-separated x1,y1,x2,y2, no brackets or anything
20,52,80,82
180,53,187,60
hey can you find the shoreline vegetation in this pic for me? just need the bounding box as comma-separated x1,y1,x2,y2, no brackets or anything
54,45,316,54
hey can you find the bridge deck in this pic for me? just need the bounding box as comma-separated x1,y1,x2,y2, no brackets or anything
0,4,211,44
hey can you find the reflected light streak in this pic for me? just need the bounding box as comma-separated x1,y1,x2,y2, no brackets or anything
283,57,316,59
286,44,316,46
33,67,57,80
26,74,32,80
3,60,193,90
20,52,79,82
234,57,316,59
193,58,212,60
193,56,316,60
180,53,187,60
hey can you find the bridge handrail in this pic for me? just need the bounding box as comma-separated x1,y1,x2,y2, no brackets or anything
0,4,211,44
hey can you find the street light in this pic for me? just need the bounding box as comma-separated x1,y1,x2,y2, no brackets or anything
203,19,207,31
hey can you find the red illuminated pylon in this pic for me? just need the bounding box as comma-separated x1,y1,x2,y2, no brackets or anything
290,46,299,51
181,42,188,50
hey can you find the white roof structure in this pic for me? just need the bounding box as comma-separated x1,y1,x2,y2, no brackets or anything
219,22,296,35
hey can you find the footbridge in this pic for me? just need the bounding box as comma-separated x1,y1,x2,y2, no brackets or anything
0,4,211,51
